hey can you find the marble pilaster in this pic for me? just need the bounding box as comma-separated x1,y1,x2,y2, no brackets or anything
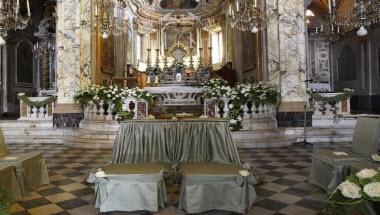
56,0,81,104
80,0,92,89
266,0,307,110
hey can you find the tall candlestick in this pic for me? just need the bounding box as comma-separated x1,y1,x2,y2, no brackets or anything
148,33,151,49
208,32,212,48
164,31,167,50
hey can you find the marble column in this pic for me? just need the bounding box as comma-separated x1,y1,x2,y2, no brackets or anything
266,0,307,112
54,0,83,127
56,0,81,104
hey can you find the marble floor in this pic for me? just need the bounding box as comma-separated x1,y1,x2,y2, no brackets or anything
7,143,333,215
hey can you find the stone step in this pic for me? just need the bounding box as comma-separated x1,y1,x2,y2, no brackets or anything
79,120,120,131
63,136,114,149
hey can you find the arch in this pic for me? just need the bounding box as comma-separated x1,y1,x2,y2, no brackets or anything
338,45,356,81
15,40,35,85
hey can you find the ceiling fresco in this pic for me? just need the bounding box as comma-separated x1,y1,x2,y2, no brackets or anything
159,0,199,10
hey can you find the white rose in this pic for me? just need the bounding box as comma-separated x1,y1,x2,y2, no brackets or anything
356,168,378,179
338,180,362,199
230,119,237,124
363,182,380,198
229,104,234,109
18,93,25,96
95,171,106,178
239,170,250,177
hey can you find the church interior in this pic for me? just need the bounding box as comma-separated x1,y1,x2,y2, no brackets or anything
1,0,380,214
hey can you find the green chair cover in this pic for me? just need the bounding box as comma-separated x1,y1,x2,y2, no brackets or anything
350,162,380,174
94,164,167,213
0,164,23,202
309,117,380,192
178,163,257,214
0,152,49,196
112,119,241,165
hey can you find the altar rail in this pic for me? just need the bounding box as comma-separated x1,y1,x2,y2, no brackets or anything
83,97,148,121
311,93,351,116
204,98,277,130
19,97,55,121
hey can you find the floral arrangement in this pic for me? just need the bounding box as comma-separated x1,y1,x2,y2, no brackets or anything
74,85,154,114
202,79,279,131
308,88,354,104
0,187,11,215
17,93,56,107
325,168,380,215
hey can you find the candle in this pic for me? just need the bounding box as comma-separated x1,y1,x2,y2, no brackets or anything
328,0,332,14
26,0,31,17
254,0,257,7
148,33,151,49
147,75,151,84
189,32,192,48
154,76,159,84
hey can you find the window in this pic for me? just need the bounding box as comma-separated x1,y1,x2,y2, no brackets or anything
212,31,223,64
136,34,143,63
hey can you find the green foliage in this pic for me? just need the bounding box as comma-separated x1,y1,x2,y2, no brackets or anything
117,111,135,122
308,88,354,104
17,94,56,107
0,187,11,215
324,169,380,215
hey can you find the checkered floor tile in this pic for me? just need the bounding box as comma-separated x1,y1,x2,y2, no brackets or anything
6,143,338,215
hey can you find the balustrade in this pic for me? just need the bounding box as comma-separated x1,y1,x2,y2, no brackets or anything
311,93,351,116
18,97,55,121
204,98,277,127
83,97,148,121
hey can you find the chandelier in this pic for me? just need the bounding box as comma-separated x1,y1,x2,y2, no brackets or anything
94,0,128,39
227,0,266,33
349,0,380,36
318,0,380,39
0,0,32,44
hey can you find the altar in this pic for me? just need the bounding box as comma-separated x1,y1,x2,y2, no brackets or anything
145,86,204,106
111,119,241,165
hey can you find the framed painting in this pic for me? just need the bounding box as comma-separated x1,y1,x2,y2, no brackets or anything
100,34,115,75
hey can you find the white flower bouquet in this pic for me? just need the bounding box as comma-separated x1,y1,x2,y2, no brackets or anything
327,168,380,215
74,85,153,115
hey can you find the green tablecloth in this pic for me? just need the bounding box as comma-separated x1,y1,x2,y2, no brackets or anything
112,119,241,165
178,163,256,214
95,164,166,213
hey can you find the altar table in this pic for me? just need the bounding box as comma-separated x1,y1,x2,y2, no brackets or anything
111,119,241,165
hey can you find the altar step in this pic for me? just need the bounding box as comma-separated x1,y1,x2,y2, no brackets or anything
0,120,72,144
1,120,354,149
234,127,353,148
62,120,119,149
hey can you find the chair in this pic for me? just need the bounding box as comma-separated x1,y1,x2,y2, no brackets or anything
0,130,49,196
0,164,23,202
309,116,380,192
94,164,167,213
178,163,257,214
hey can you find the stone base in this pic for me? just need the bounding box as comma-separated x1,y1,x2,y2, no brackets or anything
241,118,277,130
53,104,83,128
277,112,313,127
312,114,357,128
